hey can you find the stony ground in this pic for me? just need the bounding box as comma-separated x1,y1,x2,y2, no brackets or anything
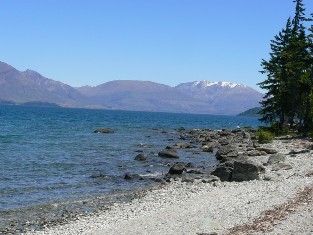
24,136,313,235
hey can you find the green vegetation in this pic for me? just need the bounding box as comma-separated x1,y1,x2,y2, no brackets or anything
238,107,262,117
256,129,275,144
258,0,313,136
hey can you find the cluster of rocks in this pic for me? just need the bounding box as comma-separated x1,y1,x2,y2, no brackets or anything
94,126,297,184
162,127,282,182
205,128,269,182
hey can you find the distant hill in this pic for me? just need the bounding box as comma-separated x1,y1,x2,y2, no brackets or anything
76,80,263,115
0,61,86,107
76,80,215,113
238,107,263,117
175,81,263,115
0,61,264,115
0,99,15,105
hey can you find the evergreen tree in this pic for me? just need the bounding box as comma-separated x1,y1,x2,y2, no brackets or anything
288,0,311,128
258,19,292,126
259,0,313,133
303,13,313,131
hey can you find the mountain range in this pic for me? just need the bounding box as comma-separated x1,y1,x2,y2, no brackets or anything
0,61,263,115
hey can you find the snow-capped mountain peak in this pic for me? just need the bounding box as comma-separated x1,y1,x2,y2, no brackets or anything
189,80,247,89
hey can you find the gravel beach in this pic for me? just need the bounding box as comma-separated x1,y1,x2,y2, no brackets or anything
24,137,313,235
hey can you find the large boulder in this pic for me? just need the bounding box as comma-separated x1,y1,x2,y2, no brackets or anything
211,163,233,181
267,153,286,165
231,160,260,182
158,149,179,159
169,163,186,174
215,144,239,161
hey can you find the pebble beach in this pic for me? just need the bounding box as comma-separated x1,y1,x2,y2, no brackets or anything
24,135,313,235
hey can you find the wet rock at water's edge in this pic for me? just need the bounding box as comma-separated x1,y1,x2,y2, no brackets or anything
94,128,114,134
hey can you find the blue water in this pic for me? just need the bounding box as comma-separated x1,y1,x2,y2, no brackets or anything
0,105,261,212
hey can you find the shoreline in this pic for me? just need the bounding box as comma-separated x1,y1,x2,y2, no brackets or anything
22,132,313,234
1,127,219,234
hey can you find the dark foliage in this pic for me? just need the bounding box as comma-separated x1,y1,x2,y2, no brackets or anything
259,0,313,135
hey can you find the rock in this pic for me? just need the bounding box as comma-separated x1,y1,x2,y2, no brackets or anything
247,150,262,156
185,162,195,168
211,164,233,181
231,160,260,182
219,130,233,136
306,144,313,150
134,153,146,161
124,174,142,180
267,153,286,165
165,145,176,149
174,142,193,149
215,145,239,161
289,149,310,154
224,161,235,168
244,126,255,132
202,175,220,183
257,147,278,154
180,134,187,140
232,128,242,134
272,163,293,171
253,141,260,148
94,128,114,134
242,131,251,139
219,138,231,146
305,170,313,177
205,135,218,142
202,144,214,152
169,163,186,174
158,149,179,159
90,173,108,179
263,175,272,181
124,174,133,180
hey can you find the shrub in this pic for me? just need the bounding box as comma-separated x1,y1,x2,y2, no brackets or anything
259,123,291,136
256,130,275,144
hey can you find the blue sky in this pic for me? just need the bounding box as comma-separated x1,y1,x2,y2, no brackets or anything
1,0,312,91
